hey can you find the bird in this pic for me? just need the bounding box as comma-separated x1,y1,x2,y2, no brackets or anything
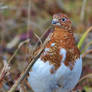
28,13,82,92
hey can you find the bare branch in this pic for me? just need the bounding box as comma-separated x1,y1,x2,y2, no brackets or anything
8,44,44,92
0,39,30,84
82,49,92,58
8,30,53,92
78,73,92,83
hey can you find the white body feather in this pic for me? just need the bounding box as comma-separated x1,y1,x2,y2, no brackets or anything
28,56,82,92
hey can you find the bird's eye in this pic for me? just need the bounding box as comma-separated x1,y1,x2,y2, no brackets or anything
61,18,66,22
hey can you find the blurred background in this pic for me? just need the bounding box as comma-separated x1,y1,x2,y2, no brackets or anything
0,0,92,92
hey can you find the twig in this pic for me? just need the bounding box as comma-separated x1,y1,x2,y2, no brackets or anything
25,0,32,60
8,31,52,92
32,25,53,50
27,0,31,33
0,25,52,87
78,73,92,83
8,39,30,64
8,44,44,92
0,39,30,83
82,49,92,58
0,56,10,82
80,0,87,22
19,84,27,92
33,32,43,46
81,41,92,54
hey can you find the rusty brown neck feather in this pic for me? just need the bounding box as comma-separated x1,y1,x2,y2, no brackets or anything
55,26,72,34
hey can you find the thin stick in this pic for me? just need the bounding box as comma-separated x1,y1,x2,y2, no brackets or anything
8,44,44,92
0,39,30,83
8,39,30,64
78,74,92,83
80,0,87,22
81,41,92,54
32,25,53,50
34,32,43,45
82,49,92,58
8,31,52,92
27,0,31,32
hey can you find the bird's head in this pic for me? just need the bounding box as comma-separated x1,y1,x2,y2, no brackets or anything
52,13,72,31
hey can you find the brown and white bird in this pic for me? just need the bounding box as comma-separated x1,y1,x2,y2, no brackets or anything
28,13,82,92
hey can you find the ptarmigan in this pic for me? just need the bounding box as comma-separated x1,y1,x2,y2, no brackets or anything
28,13,82,92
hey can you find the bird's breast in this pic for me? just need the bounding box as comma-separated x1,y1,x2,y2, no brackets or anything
41,28,80,73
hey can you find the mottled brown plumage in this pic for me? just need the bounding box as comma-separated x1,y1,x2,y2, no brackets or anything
41,26,80,72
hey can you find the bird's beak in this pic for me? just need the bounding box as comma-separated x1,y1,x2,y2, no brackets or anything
52,19,58,24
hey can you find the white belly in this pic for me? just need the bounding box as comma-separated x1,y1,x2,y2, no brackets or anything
28,57,82,92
